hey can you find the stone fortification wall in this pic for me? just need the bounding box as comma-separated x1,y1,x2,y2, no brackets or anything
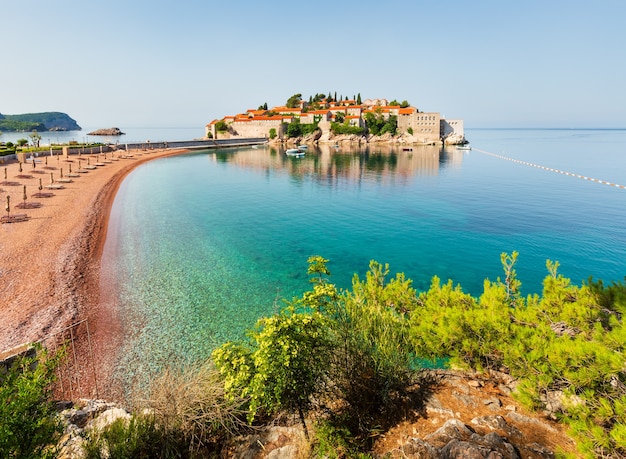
230,120,285,139
398,112,441,143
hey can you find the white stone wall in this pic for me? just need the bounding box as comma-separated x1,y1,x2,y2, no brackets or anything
440,119,465,143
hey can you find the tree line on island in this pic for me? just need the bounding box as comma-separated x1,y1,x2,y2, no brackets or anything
3,254,625,458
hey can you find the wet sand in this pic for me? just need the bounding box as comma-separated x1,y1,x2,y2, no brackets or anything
0,147,188,398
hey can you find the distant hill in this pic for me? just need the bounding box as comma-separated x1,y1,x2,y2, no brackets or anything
0,112,81,132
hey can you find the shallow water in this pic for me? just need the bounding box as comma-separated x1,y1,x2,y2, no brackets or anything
101,128,626,392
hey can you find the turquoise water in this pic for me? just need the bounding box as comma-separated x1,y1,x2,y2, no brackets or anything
101,129,626,391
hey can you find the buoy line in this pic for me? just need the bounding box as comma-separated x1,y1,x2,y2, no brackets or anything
473,148,626,190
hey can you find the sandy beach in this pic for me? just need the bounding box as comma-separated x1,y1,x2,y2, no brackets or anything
0,147,187,399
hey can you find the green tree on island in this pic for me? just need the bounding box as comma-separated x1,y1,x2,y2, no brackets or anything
285,93,302,108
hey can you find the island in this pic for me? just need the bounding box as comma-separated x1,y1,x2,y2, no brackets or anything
206,92,467,145
0,111,81,132
87,127,125,136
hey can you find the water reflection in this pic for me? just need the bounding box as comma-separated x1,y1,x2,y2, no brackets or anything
209,144,466,184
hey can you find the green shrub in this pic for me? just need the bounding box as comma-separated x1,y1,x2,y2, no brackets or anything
312,421,374,459
330,122,364,135
0,345,64,459
82,415,188,459
408,253,626,458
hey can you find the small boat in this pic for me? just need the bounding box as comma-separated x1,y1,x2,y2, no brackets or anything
297,145,308,151
456,144,471,150
285,148,305,157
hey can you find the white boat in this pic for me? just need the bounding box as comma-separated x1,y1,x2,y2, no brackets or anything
456,144,471,150
297,145,308,151
285,148,305,157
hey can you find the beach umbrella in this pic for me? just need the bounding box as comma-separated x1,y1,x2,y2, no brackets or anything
45,155,48,165
60,168,64,179
32,158,36,169
78,159,82,170
69,163,72,174
22,185,27,205
19,162,22,173
87,158,91,166
5,195,10,218
39,178,43,191
50,172,54,184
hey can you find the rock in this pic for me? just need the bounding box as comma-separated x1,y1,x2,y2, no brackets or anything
89,407,131,431
56,399,131,459
397,438,440,458
482,396,502,410
87,127,125,136
265,445,298,459
425,419,475,447
506,412,558,434
471,415,522,438
550,321,579,337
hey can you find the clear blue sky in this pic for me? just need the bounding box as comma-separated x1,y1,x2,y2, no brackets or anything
2,0,625,129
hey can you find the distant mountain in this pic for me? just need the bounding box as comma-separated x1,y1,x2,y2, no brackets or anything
0,112,81,132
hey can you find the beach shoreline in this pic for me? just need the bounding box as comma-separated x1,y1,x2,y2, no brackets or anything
0,148,189,399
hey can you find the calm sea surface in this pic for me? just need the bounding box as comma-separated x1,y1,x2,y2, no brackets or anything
100,128,626,389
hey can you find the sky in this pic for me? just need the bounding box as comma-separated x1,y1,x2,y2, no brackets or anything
2,0,626,129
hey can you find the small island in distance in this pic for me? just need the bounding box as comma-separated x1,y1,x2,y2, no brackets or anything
0,111,81,132
87,127,125,136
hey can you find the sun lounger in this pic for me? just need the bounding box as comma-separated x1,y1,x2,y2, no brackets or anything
1,214,29,224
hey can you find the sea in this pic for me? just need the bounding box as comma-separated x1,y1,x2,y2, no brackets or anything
92,127,625,393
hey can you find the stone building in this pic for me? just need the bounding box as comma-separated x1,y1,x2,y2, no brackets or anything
207,98,464,144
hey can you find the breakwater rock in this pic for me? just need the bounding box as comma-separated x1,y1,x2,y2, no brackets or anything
87,127,125,136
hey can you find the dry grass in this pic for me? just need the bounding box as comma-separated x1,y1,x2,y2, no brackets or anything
141,361,249,451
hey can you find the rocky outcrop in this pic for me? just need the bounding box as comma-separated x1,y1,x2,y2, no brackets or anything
55,371,576,458
56,399,131,459
87,127,125,136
